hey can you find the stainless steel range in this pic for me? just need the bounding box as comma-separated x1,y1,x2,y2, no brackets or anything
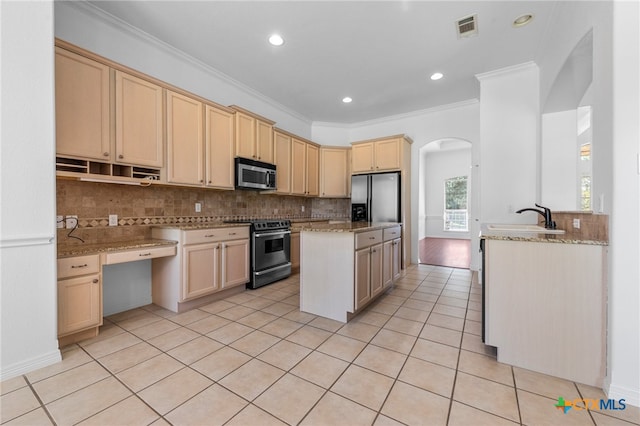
227,219,291,289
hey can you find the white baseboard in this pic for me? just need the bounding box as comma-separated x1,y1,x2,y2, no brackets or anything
0,349,61,382
606,380,640,408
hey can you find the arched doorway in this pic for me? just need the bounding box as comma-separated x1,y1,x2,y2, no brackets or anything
418,138,472,268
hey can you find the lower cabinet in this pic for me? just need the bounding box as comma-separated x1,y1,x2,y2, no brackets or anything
57,255,102,337
383,226,402,288
355,243,383,310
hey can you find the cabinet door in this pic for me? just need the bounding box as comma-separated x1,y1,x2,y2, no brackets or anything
221,239,250,288
235,112,256,159
167,91,203,185
352,142,375,173
291,138,307,195
290,232,300,269
320,148,349,197
382,240,394,289
55,48,111,161
256,120,274,163
274,131,291,194
115,71,164,167
57,274,102,336
374,138,401,171
354,248,371,310
306,144,319,196
182,243,219,301
392,238,402,280
370,244,384,298
205,106,235,189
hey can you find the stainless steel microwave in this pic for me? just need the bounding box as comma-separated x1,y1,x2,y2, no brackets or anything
235,157,276,190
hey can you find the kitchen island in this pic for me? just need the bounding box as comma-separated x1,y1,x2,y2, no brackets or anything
299,222,402,322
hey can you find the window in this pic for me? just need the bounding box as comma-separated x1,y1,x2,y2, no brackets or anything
444,176,468,231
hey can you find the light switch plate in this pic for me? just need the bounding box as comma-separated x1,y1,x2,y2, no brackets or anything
573,218,580,229
109,214,118,226
195,203,202,213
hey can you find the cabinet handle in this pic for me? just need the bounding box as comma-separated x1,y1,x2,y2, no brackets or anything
138,252,152,257
200,180,204,183
118,154,124,159
204,234,215,238
208,180,212,184
103,152,109,157
229,232,237,236
71,264,88,269
92,279,99,283
369,237,376,240
372,249,377,253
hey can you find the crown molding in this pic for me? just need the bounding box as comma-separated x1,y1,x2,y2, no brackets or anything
475,61,538,81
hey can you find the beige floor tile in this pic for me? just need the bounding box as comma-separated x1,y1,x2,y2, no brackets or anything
282,310,317,324
229,330,281,357
219,359,285,401
191,346,251,381
206,322,254,344
383,316,424,336
307,316,344,332
577,383,640,424
165,383,247,425
25,345,93,384
420,324,463,348
254,373,325,425
166,336,224,365
317,334,367,362
290,351,349,389
394,282,419,291
393,306,430,322
373,413,406,426
260,317,304,338
116,354,184,392
415,284,444,295
237,311,279,329
225,292,257,304
285,325,332,349
398,356,455,398
115,312,162,331
369,301,401,315
448,401,519,426
437,296,469,309
32,361,110,404
142,304,177,319
453,372,519,422
410,337,459,369
458,350,513,386
261,301,298,316
77,395,159,425
461,332,496,356
466,309,482,322
513,366,581,400
591,411,640,426
129,318,180,340
401,299,435,312
433,303,468,319
0,386,41,423
301,391,377,426
46,377,131,425
257,340,312,371
441,289,469,300
106,308,148,323
216,305,257,321
331,364,395,410
351,310,391,327
354,344,408,378
185,314,231,334
468,300,482,311
337,321,380,342
81,332,142,359
169,309,210,325
149,416,171,426
137,368,212,415
281,294,300,306
262,290,292,301
427,312,465,331
198,299,237,314
98,342,161,374
240,296,277,310
464,318,482,336
2,407,52,426
0,375,27,396
370,329,417,355
381,381,450,425
517,389,593,425
146,327,199,351
226,404,287,426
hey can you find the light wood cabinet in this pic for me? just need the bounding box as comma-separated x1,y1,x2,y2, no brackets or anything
221,239,250,288
55,48,111,161
273,130,292,194
205,105,235,189
232,106,275,163
383,226,402,289
167,90,204,185
354,230,383,310
351,136,406,174
291,138,320,196
183,243,220,300
114,71,164,168
306,144,320,196
320,147,350,198
57,255,102,337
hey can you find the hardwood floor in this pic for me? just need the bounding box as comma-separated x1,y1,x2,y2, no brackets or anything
418,237,471,269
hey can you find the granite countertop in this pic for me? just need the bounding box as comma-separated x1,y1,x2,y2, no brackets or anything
480,224,608,246
58,238,178,258
153,222,251,231
295,221,401,233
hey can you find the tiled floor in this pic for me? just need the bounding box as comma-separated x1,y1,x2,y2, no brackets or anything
2,264,639,425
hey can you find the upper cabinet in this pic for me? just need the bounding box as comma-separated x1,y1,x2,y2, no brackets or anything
291,138,319,197
205,105,235,189
114,71,164,168
231,106,275,163
55,48,111,161
320,147,350,198
351,135,411,174
166,90,204,185
273,129,292,194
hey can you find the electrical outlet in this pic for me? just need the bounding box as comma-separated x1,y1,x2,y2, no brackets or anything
109,214,118,226
56,215,64,229
65,215,78,229
301,205,305,212
573,218,581,229
195,202,202,213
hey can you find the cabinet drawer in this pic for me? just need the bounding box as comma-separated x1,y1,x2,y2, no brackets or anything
183,227,249,245
102,245,176,265
383,226,401,241
58,255,100,279
355,230,383,249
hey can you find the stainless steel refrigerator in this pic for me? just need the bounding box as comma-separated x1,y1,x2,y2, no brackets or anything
351,172,401,222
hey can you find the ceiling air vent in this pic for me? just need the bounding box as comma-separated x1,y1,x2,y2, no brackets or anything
456,14,478,38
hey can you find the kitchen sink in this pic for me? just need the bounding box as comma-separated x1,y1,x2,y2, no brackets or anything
487,224,565,234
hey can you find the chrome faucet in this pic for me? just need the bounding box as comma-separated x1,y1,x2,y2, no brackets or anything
516,203,556,229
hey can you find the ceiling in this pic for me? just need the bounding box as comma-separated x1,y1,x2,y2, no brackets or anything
87,1,559,124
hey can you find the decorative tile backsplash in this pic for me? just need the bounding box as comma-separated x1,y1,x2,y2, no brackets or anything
542,211,608,242
57,180,350,245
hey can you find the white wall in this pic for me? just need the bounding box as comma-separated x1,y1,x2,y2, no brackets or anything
0,1,61,380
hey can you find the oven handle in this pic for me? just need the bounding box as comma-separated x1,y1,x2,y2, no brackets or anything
253,230,291,238
255,262,292,276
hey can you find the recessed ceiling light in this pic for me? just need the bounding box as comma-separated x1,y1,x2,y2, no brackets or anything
513,14,534,28
342,97,353,103
430,72,444,81
268,34,284,46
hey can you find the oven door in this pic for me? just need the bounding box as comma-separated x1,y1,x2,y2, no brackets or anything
252,230,291,272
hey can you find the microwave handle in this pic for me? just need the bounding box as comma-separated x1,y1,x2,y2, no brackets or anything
267,171,275,187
